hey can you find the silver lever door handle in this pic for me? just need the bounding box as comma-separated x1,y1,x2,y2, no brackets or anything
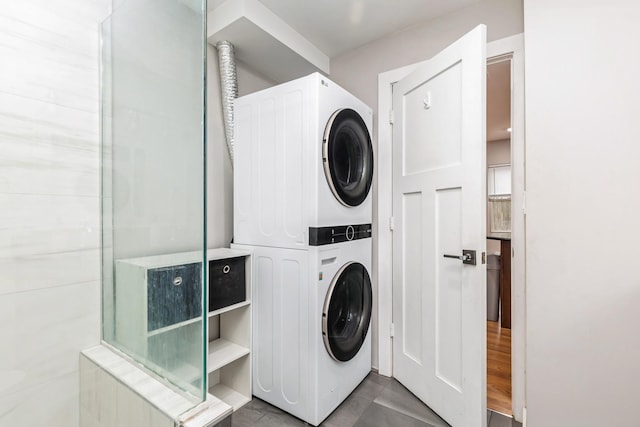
443,250,477,265
443,254,470,261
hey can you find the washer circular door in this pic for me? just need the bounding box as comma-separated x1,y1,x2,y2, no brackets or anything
323,108,374,207
322,262,373,362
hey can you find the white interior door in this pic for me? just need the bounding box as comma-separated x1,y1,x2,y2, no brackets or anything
392,25,487,427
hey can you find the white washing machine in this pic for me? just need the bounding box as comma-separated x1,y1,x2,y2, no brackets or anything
232,239,372,426
233,72,374,249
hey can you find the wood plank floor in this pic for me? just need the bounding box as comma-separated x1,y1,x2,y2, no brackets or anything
487,320,512,416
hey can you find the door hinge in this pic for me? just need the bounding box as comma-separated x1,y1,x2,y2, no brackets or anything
389,216,395,231
389,323,395,338
389,109,394,125
482,251,486,264
522,190,526,215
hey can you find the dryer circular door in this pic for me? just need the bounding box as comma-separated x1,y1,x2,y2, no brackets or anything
322,262,372,362
323,108,374,207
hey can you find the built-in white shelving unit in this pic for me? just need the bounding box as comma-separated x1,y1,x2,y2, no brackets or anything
206,249,252,409
208,338,250,372
114,248,252,412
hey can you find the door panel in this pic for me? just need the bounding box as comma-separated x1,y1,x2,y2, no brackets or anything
403,62,462,175
435,187,463,391
402,192,423,364
392,25,487,427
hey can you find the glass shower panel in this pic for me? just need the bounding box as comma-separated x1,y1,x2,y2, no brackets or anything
101,0,207,402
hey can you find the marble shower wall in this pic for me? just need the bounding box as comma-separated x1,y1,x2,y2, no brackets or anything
0,1,109,425
0,0,275,424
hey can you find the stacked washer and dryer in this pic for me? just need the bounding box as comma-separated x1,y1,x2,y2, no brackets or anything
231,73,374,426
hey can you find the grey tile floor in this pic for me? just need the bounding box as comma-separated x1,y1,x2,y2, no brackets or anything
231,372,522,427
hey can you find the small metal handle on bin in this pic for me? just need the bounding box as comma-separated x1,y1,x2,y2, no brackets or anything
173,276,183,286
223,265,230,274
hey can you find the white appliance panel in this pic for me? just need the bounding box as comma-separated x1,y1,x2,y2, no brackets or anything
235,244,311,420
234,73,372,250
234,240,372,425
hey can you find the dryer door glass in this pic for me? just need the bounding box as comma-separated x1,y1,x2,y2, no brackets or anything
322,262,372,362
323,109,373,207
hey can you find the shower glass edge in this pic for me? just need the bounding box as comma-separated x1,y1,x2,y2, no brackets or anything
100,0,208,405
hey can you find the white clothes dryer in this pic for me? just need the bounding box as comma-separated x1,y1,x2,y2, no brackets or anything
233,73,373,249
232,238,372,426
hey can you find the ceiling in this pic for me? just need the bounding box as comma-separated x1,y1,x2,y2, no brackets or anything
206,0,510,141
207,0,482,57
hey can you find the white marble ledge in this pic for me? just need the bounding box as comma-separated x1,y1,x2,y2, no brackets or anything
81,345,232,426
180,400,233,427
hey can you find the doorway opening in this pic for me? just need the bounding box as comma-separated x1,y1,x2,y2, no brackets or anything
376,33,526,426
486,56,513,417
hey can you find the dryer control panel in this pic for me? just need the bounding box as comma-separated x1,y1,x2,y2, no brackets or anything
309,224,372,246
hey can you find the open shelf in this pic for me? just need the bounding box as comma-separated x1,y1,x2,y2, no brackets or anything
146,298,250,338
207,246,252,412
207,339,250,373
147,316,201,337
208,300,251,318
209,383,251,411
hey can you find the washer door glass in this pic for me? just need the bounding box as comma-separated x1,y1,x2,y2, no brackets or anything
322,262,372,362
323,108,373,207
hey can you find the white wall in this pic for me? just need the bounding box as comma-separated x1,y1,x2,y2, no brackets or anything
236,59,277,97
0,1,109,425
487,139,510,166
524,1,640,425
331,0,524,369
0,0,271,424
330,0,523,117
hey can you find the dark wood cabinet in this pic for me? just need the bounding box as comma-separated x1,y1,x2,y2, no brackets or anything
488,236,511,329
499,239,511,329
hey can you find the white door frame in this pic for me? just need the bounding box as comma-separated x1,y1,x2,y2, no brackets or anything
376,33,525,421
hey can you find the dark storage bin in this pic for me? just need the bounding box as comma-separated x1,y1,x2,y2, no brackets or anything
147,262,202,331
209,256,246,312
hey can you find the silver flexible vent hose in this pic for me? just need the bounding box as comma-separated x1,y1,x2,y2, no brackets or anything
215,41,238,166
